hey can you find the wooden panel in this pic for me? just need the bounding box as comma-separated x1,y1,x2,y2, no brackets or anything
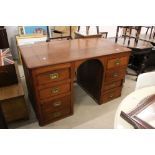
39,83,70,100
0,65,18,87
103,80,122,91
41,95,71,113
102,87,122,103
107,56,129,69
36,68,70,85
1,97,28,123
0,83,24,101
104,68,126,83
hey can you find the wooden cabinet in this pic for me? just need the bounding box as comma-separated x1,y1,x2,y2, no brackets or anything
20,38,131,126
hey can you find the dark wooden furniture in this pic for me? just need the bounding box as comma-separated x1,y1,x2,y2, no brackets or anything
115,26,142,44
0,28,9,49
0,48,18,87
0,82,29,123
109,37,153,75
20,38,131,126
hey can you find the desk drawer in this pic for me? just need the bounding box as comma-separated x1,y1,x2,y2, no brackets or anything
41,95,71,113
105,68,126,83
42,108,71,123
36,68,70,85
102,87,122,103
107,56,128,69
103,80,122,91
39,83,70,100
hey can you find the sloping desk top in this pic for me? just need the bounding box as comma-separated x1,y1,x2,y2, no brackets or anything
20,38,131,69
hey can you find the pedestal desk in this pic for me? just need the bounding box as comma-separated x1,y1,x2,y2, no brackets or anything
20,38,131,126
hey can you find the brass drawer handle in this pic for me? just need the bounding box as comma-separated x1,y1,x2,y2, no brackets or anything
111,83,116,87
53,112,61,118
50,73,59,80
53,101,62,107
109,94,113,98
113,73,118,77
51,87,59,94
115,59,120,65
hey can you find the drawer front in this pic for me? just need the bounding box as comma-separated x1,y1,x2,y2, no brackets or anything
105,68,126,83
103,80,122,91
102,87,122,103
42,108,71,122
39,83,70,100
41,95,71,113
107,56,128,69
36,68,70,85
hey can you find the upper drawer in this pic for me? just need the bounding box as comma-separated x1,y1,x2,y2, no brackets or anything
107,56,129,69
38,83,70,100
36,68,70,85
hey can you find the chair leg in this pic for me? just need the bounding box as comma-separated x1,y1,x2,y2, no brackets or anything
115,26,119,43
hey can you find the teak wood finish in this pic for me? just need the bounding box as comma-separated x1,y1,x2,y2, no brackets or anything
20,38,131,126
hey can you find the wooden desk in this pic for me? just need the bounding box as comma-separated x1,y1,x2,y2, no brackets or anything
20,38,131,126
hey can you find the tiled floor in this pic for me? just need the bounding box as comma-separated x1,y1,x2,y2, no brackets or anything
8,66,136,129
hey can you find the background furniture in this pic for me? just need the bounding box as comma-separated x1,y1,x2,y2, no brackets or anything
20,38,131,126
0,27,9,49
0,48,18,87
109,37,153,76
114,86,155,129
0,82,29,123
76,26,108,39
0,62,28,124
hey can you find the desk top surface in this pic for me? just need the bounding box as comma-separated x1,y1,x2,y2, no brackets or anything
108,37,153,50
20,38,131,69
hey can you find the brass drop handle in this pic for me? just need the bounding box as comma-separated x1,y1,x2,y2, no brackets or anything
111,83,116,87
50,73,59,80
53,101,62,107
115,59,120,65
51,87,59,94
113,73,118,77
109,94,113,98
53,112,61,118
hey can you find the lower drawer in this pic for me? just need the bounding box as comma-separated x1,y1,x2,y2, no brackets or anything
41,95,71,113
103,80,122,91
42,108,71,124
102,87,122,103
